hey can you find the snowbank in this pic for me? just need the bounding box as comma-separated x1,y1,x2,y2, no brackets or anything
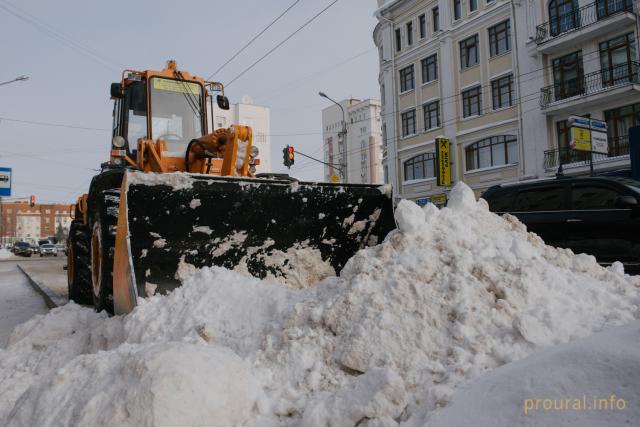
417,321,640,427
0,248,12,260
0,182,638,425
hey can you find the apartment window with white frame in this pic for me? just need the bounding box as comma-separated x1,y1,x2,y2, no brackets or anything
460,35,479,69
395,28,401,51
488,20,511,57
432,7,439,32
491,74,514,109
399,65,415,92
406,21,413,46
419,14,426,38
421,54,438,83
423,100,440,130
462,86,482,117
401,109,416,136
404,153,436,180
453,0,461,20
465,136,518,171
470,0,478,12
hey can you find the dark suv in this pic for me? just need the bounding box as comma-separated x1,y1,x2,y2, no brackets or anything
481,176,640,274
12,241,33,257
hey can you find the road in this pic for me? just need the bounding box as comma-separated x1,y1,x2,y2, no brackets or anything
0,256,66,348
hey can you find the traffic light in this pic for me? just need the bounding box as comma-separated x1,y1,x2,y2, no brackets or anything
283,145,295,168
29,195,35,207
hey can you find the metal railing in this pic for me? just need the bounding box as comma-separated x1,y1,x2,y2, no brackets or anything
535,0,634,45
540,61,640,108
543,134,630,169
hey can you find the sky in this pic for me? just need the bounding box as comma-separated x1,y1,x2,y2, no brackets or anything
0,0,380,203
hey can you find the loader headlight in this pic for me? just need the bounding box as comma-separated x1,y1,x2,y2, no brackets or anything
250,146,259,157
112,136,126,148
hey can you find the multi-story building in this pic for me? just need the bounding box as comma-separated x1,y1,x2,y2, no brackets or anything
208,96,271,174
374,0,637,204
321,98,384,183
0,202,72,243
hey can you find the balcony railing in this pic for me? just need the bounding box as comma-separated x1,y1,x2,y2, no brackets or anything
540,61,640,108
535,0,634,45
543,135,630,169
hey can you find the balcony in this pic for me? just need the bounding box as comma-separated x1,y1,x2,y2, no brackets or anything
543,135,630,170
539,62,640,113
535,0,635,54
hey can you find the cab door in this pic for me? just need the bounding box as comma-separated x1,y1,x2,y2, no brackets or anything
566,182,639,267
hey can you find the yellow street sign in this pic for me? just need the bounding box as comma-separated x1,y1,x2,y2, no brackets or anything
431,193,447,204
436,137,451,186
570,127,592,151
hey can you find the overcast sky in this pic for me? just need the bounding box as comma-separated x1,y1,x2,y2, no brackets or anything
0,0,379,203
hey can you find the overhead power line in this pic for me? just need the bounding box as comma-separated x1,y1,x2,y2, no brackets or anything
206,0,302,80
0,116,109,132
225,0,342,87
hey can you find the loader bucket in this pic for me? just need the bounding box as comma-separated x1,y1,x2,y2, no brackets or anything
113,171,396,314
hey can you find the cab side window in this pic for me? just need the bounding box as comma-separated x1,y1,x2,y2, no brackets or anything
515,186,565,211
571,185,619,210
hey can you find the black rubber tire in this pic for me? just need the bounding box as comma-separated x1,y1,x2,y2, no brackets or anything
90,189,120,314
68,220,93,305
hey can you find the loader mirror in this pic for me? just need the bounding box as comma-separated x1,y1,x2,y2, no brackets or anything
111,83,124,99
216,95,230,110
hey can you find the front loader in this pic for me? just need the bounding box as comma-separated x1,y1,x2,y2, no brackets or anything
67,60,396,315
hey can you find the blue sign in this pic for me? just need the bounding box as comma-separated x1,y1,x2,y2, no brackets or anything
0,167,12,197
415,198,429,207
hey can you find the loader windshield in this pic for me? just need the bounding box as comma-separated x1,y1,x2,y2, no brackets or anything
149,77,205,153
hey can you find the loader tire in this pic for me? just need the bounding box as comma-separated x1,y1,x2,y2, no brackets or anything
90,189,120,314
67,220,93,305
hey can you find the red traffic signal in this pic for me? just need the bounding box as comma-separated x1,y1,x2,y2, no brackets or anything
29,195,35,207
282,145,295,168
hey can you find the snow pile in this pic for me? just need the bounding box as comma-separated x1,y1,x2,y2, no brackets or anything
1,182,639,426
0,248,12,259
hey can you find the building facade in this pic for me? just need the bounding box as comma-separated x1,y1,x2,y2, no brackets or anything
0,202,72,244
321,98,384,183
208,96,272,174
374,0,637,203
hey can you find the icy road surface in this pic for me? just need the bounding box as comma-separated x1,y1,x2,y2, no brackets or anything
0,260,49,348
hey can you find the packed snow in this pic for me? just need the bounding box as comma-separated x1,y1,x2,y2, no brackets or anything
0,249,12,260
0,182,638,426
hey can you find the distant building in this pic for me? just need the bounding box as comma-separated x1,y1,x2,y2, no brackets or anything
321,98,384,183
208,96,271,174
0,202,72,244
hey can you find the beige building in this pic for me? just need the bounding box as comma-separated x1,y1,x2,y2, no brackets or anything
374,0,637,204
0,201,72,244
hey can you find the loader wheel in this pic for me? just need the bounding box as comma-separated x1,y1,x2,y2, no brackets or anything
91,189,120,314
67,220,93,305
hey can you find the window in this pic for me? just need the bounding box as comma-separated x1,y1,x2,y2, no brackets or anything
406,21,413,46
597,0,633,18
432,7,440,32
460,35,479,68
488,20,511,57
462,86,482,117
599,32,636,87
491,74,514,109
419,14,426,38
395,28,402,51
515,186,565,211
404,153,436,180
465,135,518,170
470,0,478,12
453,0,461,20
571,185,619,210
401,109,416,136
399,65,415,92
552,51,584,100
421,54,438,83
549,0,579,37
423,100,440,130
604,102,640,156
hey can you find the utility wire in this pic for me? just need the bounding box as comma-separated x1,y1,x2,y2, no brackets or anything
225,0,341,87
206,0,302,80
0,116,109,132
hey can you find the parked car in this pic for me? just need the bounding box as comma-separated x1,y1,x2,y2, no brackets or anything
12,241,32,257
55,243,66,253
39,244,58,257
481,176,640,274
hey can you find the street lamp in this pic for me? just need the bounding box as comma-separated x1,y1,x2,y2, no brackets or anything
319,91,347,182
0,75,29,87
